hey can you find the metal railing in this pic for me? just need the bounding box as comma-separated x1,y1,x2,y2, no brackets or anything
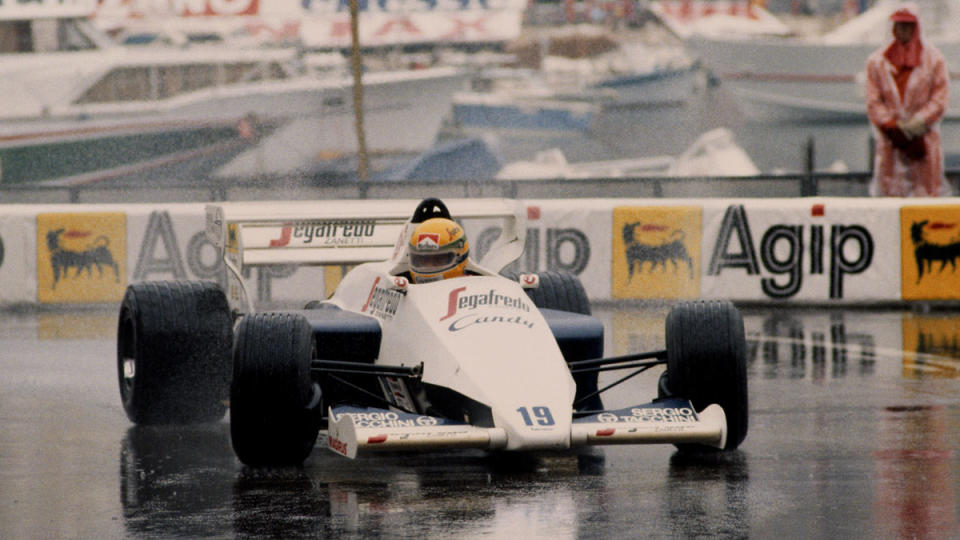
2,171,959,204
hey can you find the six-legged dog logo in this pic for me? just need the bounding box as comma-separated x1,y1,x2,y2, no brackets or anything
622,221,694,282
45,228,120,289
910,220,960,283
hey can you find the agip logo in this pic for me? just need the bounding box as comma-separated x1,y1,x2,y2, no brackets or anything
37,213,126,303
901,205,960,300
612,206,701,299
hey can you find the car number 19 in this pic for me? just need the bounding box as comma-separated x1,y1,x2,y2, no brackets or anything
516,406,554,426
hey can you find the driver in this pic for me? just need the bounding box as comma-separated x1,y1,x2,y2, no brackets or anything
408,217,470,283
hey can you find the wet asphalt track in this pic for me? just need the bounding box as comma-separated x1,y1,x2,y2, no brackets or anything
1,303,959,539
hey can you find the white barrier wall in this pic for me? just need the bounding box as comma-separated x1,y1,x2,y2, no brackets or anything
3,197,960,307
0,206,40,305
699,199,900,303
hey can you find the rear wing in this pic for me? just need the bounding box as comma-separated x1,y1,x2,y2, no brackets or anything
206,198,526,311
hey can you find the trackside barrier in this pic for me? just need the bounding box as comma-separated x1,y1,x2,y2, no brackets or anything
0,171,885,203
3,197,960,307
4,170,960,203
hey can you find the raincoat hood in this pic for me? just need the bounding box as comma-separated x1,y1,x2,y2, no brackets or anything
884,3,923,69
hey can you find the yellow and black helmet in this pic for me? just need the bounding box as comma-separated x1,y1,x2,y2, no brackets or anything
408,217,469,283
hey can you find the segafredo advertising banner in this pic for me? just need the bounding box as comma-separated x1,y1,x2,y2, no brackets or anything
699,198,902,303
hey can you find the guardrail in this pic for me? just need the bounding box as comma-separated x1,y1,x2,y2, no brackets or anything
7,196,960,307
2,171,959,204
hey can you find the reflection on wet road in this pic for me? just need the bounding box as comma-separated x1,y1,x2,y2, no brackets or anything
1,305,958,538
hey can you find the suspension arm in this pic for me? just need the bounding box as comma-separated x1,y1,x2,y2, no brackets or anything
567,350,667,373
311,360,422,378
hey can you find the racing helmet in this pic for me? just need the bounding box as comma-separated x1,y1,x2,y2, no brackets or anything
408,218,469,283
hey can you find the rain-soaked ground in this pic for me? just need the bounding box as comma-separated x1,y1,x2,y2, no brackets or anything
1,303,959,538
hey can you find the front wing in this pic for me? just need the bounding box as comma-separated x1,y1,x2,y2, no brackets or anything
327,406,508,459
571,399,727,449
327,399,726,459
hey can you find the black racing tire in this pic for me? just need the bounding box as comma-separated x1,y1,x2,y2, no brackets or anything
523,270,591,315
664,300,748,452
117,281,233,425
230,313,320,467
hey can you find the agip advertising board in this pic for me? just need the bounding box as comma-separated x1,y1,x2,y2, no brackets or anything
699,199,902,303
7,198,960,307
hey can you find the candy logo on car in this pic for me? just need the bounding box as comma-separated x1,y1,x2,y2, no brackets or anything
448,314,535,332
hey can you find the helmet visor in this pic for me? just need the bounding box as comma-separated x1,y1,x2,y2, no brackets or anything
410,250,458,274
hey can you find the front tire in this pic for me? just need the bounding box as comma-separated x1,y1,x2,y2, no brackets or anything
524,270,591,315
230,313,320,466
117,281,232,425
663,300,748,452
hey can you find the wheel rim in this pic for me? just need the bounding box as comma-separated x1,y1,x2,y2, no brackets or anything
122,358,136,384
118,309,137,405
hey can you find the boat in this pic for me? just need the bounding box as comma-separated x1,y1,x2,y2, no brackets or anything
445,28,699,134
671,0,960,122
537,42,701,108
374,135,505,181
0,1,465,186
448,67,601,134
495,127,759,179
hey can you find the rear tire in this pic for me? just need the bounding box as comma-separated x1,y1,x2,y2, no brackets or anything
663,300,748,452
117,281,233,425
230,313,320,466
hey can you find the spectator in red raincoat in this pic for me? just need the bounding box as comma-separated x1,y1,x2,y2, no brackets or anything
865,3,950,197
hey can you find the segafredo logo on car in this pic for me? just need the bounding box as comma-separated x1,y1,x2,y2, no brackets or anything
268,220,377,247
361,277,403,320
439,286,535,331
591,401,699,424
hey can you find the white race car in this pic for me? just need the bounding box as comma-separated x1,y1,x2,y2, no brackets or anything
117,198,747,466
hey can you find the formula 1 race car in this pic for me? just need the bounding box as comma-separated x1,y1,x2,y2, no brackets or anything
117,198,747,466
